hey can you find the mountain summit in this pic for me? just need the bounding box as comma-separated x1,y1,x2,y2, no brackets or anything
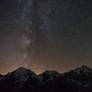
75,65,92,73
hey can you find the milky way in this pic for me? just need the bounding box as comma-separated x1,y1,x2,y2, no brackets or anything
0,0,92,74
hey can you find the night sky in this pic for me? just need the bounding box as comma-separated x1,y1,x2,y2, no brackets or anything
0,0,92,74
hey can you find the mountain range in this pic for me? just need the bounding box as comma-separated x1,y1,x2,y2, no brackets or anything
0,65,92,92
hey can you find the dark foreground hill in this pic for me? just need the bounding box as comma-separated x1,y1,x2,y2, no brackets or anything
0,66,92,92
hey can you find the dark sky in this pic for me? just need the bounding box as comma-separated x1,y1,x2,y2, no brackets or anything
0,0,92,74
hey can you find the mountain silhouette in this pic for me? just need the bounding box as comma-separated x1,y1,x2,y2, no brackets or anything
64,65,92,85
0,66,92,92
